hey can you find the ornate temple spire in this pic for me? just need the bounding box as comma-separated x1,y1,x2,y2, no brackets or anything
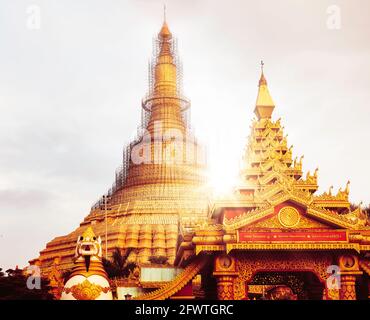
254,61,275,120
159,5,172,41
158,6,173,54
155,20,175,91
145,17,187,136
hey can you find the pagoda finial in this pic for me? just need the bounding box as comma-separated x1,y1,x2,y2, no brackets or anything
254,61,275,119
259,60,267,86
159,5,172,39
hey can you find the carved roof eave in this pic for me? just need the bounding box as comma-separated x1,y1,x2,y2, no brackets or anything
211,199,264,219
306,206,362,230
257,171,285,185
219,188,366,231
252,119,281,129
255,184,313,205
223,206,274,231
210,179,368,232
215,190,313,230
265,190,313,207
313,199,350,208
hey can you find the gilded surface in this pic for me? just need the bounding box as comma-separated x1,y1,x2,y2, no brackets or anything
340,275,357,300
34,20,210,274
63,279,110,300
278,206,300,228
249,213,327,229
233,252,332,300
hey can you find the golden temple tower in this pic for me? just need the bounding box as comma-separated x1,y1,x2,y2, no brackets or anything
32,19,209,276
237,62,320,201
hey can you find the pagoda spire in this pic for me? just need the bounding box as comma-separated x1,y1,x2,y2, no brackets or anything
158,5,172,40
254,61,275,120
145,15,186,136
155,16,175,94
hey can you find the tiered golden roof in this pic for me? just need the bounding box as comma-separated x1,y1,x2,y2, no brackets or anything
214,67,366,228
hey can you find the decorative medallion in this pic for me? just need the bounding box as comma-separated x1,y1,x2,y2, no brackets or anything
278,206,300,228
63,279,110,300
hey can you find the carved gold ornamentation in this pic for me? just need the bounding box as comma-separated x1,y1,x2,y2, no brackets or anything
340,275,357,300
195,245,225,255
278,206,300,228
233,252,332,300
64,279,110,300
250,213,327,229
216,276,235,300
226,243,360,253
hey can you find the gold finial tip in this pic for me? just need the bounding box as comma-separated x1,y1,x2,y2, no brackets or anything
259,61,267,86
158,4,172,39
159,21,172,40
254,60,275,119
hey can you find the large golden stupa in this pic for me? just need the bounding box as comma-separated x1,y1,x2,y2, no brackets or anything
31,20,210,275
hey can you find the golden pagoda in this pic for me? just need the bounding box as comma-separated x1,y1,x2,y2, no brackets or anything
31,19,209,280
134,64,370,300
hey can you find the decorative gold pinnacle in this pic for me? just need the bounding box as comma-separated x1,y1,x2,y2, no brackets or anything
254,61,275,120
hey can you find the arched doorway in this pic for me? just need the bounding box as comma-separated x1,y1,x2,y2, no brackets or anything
247,271,324,300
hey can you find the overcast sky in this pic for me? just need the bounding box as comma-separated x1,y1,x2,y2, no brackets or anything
1,0,369,271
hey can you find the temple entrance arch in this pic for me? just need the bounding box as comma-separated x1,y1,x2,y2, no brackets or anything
232,252,333,300
247,271,324,300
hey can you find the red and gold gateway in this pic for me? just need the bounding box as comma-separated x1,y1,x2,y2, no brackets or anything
31,20,370,300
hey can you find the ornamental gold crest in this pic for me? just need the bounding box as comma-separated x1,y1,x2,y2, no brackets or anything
278,206,300,228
